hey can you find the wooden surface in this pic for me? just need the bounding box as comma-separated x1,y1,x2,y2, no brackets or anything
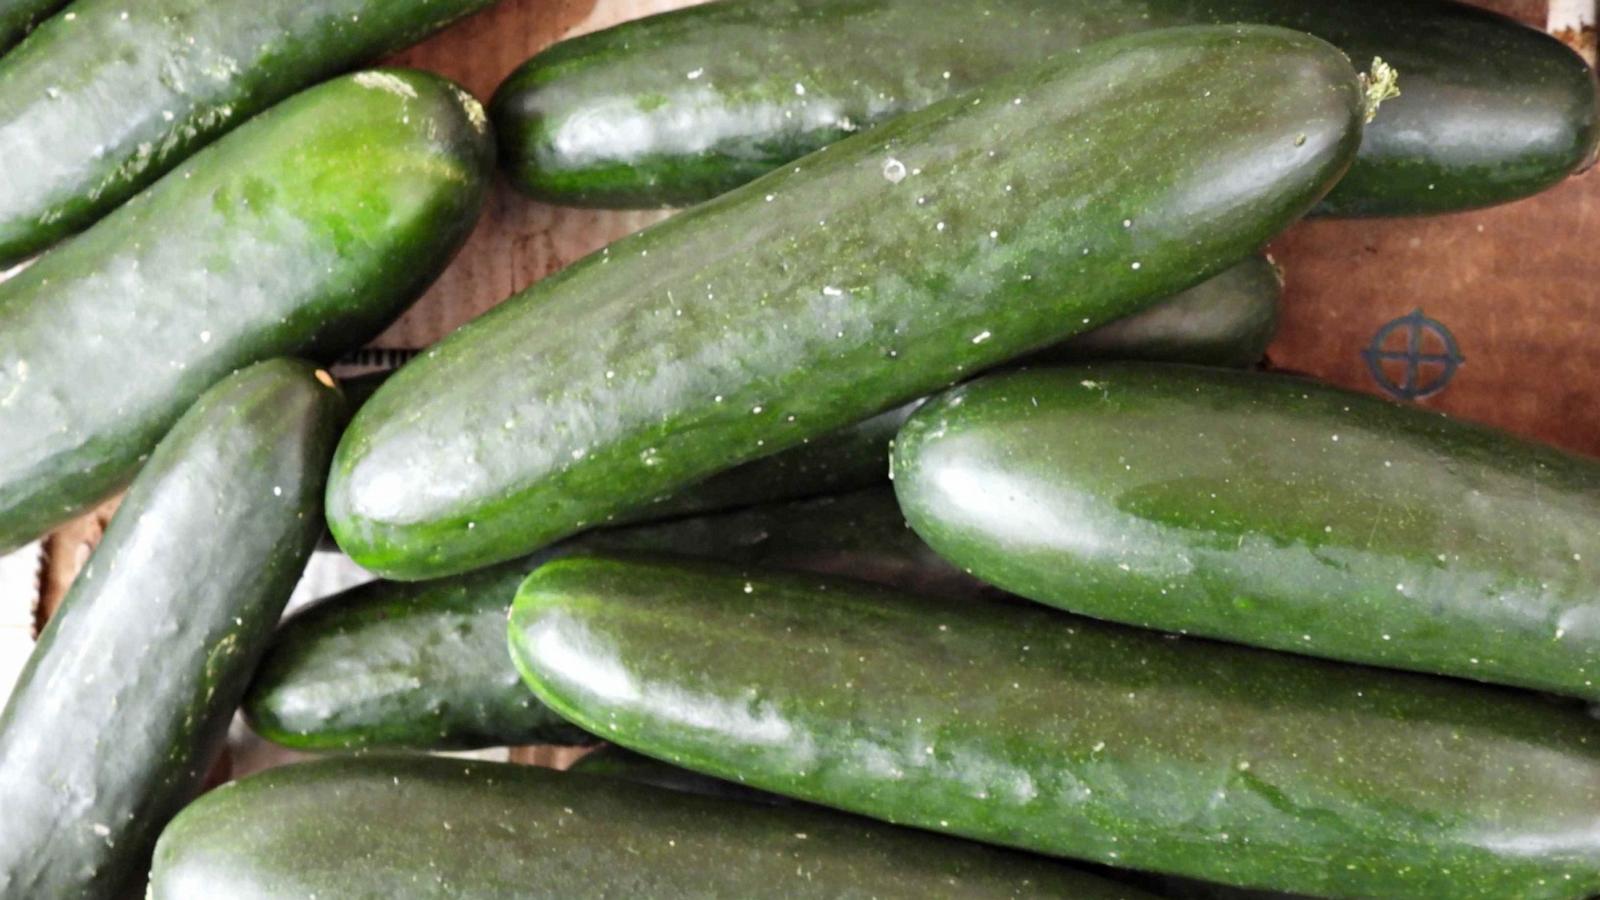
8,0,1599,768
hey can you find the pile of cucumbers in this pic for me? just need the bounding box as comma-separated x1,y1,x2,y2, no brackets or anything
1,1,1598,898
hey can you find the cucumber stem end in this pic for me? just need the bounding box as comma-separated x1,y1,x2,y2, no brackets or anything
1359,57,1401,124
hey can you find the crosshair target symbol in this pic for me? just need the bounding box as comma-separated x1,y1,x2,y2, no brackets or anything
1361,309,1464,401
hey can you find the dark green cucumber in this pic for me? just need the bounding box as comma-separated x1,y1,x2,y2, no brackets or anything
0,0,496,264
149,756,1148,899
639,254,1281,520
891,364,1600,701
331,26,1361,580
1024,255,1280,369
0,360,344,900
247,488,998,752
324,370,906,548
337,254,1276,536
570,746,794,806
0,69,491,553
511,556,1600,900
568,746,1301,900
620,400,921,523
0,0,64,56
494,0,1598,216
245,560,596,753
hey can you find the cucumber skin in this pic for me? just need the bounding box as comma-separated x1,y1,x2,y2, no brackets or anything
0,69,491,553
0,360,345,900
511,556,1600,900
493,0,1599,216
570,746,794,806
640,255,1280,520
0,0,64,55
0,0,496,264
148,756,1149,900
892,365,1600,701
247,488,999,752
338,254,1278,535
1022,255,1279,369
330,26,1360,581
568,747,1306,900
619,400,920,523
244,561,596,752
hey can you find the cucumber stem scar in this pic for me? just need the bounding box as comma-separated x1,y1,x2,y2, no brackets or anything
1360,57,1401,123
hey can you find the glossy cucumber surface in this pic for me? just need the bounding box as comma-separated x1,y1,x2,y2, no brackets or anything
0,359,345,900
493,0,1598,215
324,254,1276,539
1026,255,1280,369
0,69,491,552
148,756,1148,899
247,488,996,751
617,254,1278,523
512,556,1600,900
0,0,496,264
245,561,596,752
893,365,1600,700
0,0,64,55
621,400,920,523
331,26,1361,580
569,746,793,806
568,745,1302,899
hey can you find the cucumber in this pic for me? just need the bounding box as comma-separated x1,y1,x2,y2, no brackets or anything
0,359,345,900
0,0,496,265
0,0,64,55
1025,256,1280,369
510,556,1600,900
247,488,999,752
330,26,1362,581
891,364,1600,701
570,746,794,806
245,560,597,753
0,69,491,553
493,0,1598,216
568,746,1302,900
621,400,921,523
318,252,1276,549
639,254,1281,521
149,756,1149,899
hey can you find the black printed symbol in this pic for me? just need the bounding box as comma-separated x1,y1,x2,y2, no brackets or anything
1362,309,1464,401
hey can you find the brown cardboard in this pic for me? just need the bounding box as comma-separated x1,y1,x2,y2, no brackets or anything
509,745,595,769
1268,168,1600,456
34,496,117,635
